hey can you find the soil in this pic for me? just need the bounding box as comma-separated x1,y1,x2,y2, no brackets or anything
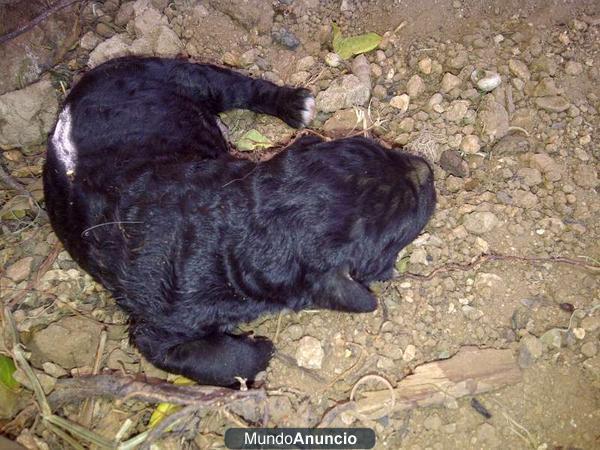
1,0,599,449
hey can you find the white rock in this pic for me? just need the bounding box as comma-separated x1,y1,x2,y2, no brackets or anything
390,94,410,112
403,344,416,362
295,336,324,369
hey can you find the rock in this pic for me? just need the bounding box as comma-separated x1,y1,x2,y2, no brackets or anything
296,56,315,72
439,150,469,177
80,31,102,51
115,1,135,27
513,190,538,209
540,329,562,350
295,336,324,369
96,22,116,38
477,423,500,447
323,109,358,133
42,362,68,378
533,78,560,97
272,28,300,49
398,117,415,133
517,168,542,186
476,94,509,143
581,316,600,332
29,316,103,369
13,370,56,395
530,153,562,181
0,78,58,150
424,414,442,431
447,51,468,69
462,305,484,320
471,69,501,92
409,248,428,266
403,344,416,362
5,257,34,282
351,55,371,86
565,61,583,76
289,71,309,85
581,342,598,358
518,335,543,368
407,74,425,98
390,94,410,112
573,165,598,188
285,324,304,341
153,26,183,56
208,0,273,33
463,211,499,234
88,34,132,67
535,96,570,112
444,100,469,122
0,3,78,94
460,135,480,154
316,75,370,112
418,57,432,74
325,52,342,67
440,73,461,93
372,85,387,99
508,59,530,80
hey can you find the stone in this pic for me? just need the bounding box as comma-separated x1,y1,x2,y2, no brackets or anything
471,69,501,92
403,344,416,362
573,165,598,188
424,414,442,431
581,342,598,358
316,75,371,112
80,31,102,51
462,305,484,320
540,329,562,350
153,26,183,56
96,22,116,38
296,56,315,72
29,316,103,369
508,59,530,80
0,78,58,150
272,28,300,49
565,61,583,76
517,168,542,186
463,211,499,235
323,109,358,133
389,94,410,112
530,153,562,181
533,78,560,97
581,316,600,332
88,34,132,67
5,257,34,282
476,94,509,143
440,73,461,93
325,52,342,67
295,336,324,369
447,51,468,69
418,57,432,74
409,248,428,266
535,96,570,112
460,135,480,154
513,190,538,209
518,335,543,368
209,0,274,33
398,117,415,133
439,150,469,177
115,1,135,27
444,100,469,122
406,74,425,98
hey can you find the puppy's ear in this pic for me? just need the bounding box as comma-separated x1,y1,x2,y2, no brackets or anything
313,267,377,313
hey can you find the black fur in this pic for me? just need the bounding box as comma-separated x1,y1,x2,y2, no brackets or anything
43,57,436,387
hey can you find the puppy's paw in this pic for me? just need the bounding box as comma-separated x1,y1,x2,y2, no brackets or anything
279,88,315,128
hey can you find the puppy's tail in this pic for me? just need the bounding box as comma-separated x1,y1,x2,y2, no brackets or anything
168,60,315,128
132,324,274,387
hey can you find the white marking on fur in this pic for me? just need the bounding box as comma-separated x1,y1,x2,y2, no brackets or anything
51,105,77,176
301,96,316,126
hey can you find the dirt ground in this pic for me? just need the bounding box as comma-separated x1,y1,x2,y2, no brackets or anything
1,0,599,449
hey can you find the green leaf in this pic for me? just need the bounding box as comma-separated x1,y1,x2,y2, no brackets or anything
235,129,273,151
0,355,20,391
395,255,410,274
332,22,382,60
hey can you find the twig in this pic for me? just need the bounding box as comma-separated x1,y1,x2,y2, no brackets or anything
393,252,600,282
0,0,82,45
80,329,107,427
139,404,200,450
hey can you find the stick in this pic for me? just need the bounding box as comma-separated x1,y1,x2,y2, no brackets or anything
0,0,82,45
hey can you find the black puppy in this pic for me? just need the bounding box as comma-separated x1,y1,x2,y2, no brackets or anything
43,57,436,386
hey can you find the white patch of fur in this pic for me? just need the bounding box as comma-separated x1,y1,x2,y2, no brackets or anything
51,105,77,176
301,96,316,126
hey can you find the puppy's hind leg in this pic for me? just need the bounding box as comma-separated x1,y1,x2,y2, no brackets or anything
311,267,378,313
131,324,274,387
169,62,316,129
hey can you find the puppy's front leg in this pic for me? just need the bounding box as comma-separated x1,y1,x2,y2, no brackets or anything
311,267,378,313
